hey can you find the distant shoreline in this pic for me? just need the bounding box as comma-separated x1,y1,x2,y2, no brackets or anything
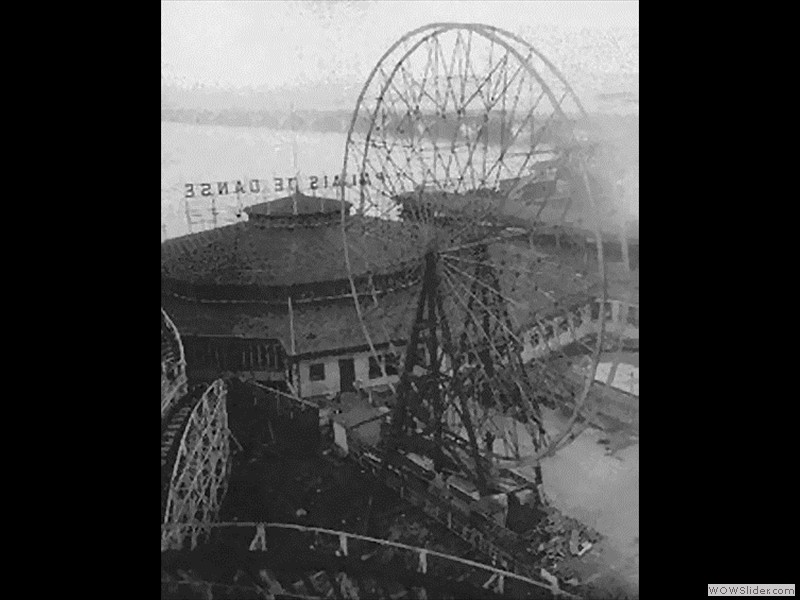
161,107,638,134
161,107,353,133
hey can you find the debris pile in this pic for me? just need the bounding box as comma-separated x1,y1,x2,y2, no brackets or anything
523,506,603,578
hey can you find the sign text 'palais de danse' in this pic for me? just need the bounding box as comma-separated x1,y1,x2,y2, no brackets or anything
184,173,378,199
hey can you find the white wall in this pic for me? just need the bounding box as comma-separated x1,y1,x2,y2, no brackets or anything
595,362,639,396
298,349,401,398
610,300,640,341
521,300,639,362
333,421,349,454
297,299,638,397
299,356,341,398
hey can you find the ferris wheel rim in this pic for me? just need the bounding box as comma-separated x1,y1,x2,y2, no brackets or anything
342,22,582,218
338,24,620,478
477,24,588,119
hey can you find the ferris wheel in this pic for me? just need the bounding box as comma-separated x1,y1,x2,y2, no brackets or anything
340,23,616,497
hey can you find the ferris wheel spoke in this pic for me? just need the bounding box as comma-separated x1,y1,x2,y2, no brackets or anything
377,72,417,144
436,205,499,247
377,141,419,194
374,73,408,135
440,247,584,279
372,134,406,188
488,53,512,105
414,38,436,108
440,263,526,352
353,164,395,216
356,119,410,207
424,32,457,120
492,55,534,158
458,30,472,110
396,36,435,113
453,109,494,191
462,52,492,112
440,272,505,365
484,36,495,110
431,36,454,117
485,89,549,188
440,255,528,311
378,73,429,179
440,284,541,458
500,59,508,152
440,268,521,362
407,54,445,113
503,60,532,145
495,90,571,192
462,47,509,115
361,142,401,200
450,59,529,193
433,367,488,479
444,322,525,433
385,67,449,191
444,31,467,116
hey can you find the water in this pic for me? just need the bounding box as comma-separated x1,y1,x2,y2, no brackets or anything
162,22,637,240
162,90,638,239
160,122,551,238
161,123,350,239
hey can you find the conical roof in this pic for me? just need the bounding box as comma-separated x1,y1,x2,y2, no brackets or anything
161,194,423,298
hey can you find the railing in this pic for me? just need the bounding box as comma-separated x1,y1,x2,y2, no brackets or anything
340,436,573,596
523,299,638,362
160,521,580,598
249,380,319,420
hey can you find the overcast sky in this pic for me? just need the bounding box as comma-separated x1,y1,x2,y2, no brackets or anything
162,1,638,90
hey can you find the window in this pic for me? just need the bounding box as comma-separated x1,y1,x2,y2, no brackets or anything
369,356,382,379
416,344,428,363
591,302,600,320
385,354,399,376
309,363,325,382
604,302,614,321
628,306,639,327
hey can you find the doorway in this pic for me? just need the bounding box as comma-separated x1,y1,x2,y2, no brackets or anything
338,358,355,393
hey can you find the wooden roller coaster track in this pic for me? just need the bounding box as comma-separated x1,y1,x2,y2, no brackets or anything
161,379,231,551
161,522,580,599
161,308,188,417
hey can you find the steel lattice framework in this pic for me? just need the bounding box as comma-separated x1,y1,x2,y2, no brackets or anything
340,23,617,497
161,379,231,551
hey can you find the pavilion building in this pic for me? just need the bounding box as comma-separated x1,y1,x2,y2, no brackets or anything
161,193,420,401
161,190,637,402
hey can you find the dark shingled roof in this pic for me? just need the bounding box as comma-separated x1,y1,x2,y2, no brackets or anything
244,193,347,218
161,211,426,289
162,238,601,357
161,295,289,340
162,188,615,357
395,182,638,242
162,287,419,358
